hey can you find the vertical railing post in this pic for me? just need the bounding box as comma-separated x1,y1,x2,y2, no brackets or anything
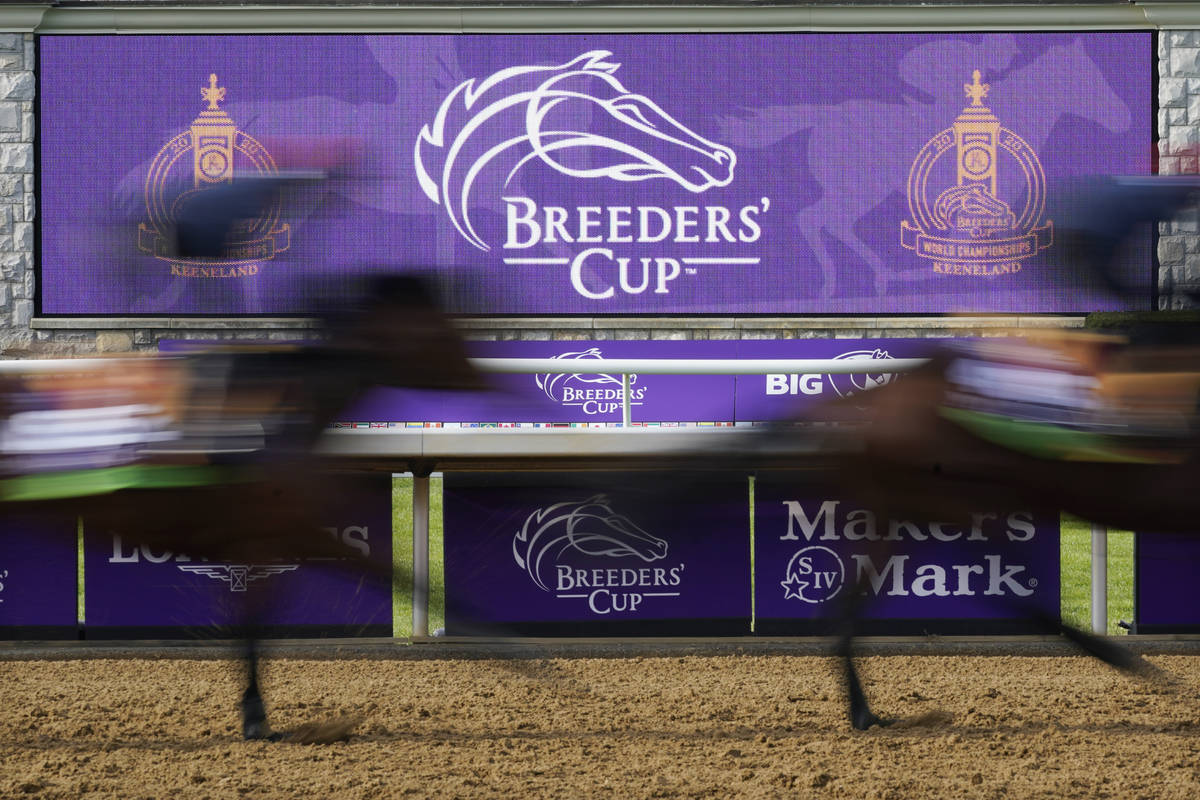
621,373,632,427
1091,523,1108,635
412,473,430,639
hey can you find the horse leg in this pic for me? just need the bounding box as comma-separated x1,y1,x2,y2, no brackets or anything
240,640,281,741
832,567,894,730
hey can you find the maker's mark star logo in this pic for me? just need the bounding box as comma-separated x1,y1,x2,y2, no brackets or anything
177,563,299,592
781,545,844,604
138,73,290,278
901,70,1053,277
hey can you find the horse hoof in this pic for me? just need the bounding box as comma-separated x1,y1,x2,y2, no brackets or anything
851,711,894,731
242,721,281,742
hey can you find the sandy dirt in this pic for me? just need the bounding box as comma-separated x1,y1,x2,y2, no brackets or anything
1,652,1199,799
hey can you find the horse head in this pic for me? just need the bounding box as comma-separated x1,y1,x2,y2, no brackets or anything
565,494,669,562
513,493,667,591
534,348,638,402
416,51,736,250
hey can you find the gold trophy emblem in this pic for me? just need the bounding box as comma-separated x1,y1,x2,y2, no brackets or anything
138,74,290,277
901,71,1052,276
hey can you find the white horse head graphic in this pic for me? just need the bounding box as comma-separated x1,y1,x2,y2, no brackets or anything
831,349,899,396
512,494,668,592
415,50,736,250
534,347,638,403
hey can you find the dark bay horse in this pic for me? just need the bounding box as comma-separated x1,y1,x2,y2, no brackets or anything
776,330,1200,729
0,276,481,742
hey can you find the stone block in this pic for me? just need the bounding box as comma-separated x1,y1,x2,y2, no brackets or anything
12,297,30,328
1180,254,1200,283
23,35,32,73
1162,78,1188,106
737,331,784,340
21,105,32,142
23,193,32,223
0,35,20,53
1169,125,1200,156
20,269,31,300
1171,106,1190,125
95,332,133,353
0,72,32,102
518,330,553,341
13,221,30,251
1159,236,1186,265
1172,47,1200,76
649,330,689,340
0,251,21,279
611,329,649,340
0,142,31,172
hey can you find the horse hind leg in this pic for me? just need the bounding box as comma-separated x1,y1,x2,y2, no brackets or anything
241,643,282,742
831,575,894,730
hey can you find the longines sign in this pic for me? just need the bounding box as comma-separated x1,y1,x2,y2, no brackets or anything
39,33,1150,314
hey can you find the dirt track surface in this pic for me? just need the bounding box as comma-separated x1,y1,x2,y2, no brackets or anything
2,652,1199,799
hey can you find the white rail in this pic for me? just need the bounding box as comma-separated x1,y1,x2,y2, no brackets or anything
470,356,929,428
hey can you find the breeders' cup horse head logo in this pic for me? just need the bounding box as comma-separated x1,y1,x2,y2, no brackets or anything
513,495,668,592
534,347,637,403
827,349,899,398
415,51,737,250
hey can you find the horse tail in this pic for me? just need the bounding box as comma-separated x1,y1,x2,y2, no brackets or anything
716,103,822,149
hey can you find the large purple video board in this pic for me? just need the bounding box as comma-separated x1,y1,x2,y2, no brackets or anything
39,33,1151,315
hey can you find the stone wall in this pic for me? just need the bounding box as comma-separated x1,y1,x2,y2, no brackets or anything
1158,30,1200,309
0,33,33,350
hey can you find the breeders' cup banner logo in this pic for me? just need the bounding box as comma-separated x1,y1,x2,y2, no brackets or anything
754,478,1060,634
138,74,290,279
899,71,1052,277
513,495,680,616
416,50,765,301
443,475,750,633
535,348,646,416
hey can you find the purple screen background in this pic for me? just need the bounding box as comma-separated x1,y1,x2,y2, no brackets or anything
39,33,1152,315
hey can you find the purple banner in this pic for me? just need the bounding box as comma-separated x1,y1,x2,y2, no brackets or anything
754,476,1060,634
342,338,949,424
1135,532,1200,633
82,475,392,635
0,513,78,635
40,33,1150,315
348,339,741,425
443,473,751,634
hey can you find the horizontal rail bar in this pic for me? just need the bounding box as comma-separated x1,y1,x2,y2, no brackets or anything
470,357,929,375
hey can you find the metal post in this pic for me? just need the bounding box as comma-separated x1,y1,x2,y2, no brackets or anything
412,474,430,639
1091,523,1108,635
621,373,632,427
